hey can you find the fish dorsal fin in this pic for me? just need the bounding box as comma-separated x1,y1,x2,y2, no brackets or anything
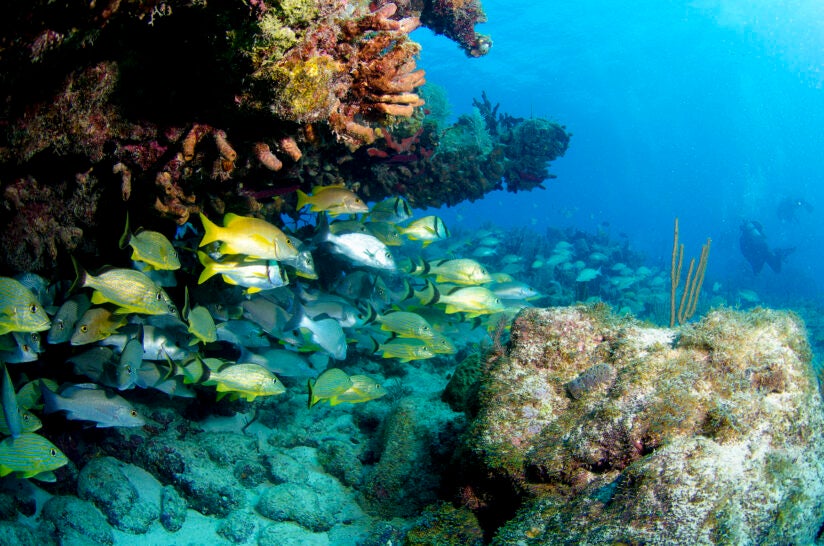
222,213,245,227
311,183,346,194
118,211,132,250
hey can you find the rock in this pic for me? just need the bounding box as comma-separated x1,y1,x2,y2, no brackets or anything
405,502,484,546
0,493,17,520
198,431,258,466
257,446,365,532
0,521,51,546
159,485,187,532
463,306,824,544
41,495,113,546
257,521,329,546
216,510,257,543
136,434,245,517
442,352,485,414
77,456,158,534
256,483,338,533
362,397,462,517
317,439,363,487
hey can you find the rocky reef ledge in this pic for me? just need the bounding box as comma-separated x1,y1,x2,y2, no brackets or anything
448,305,824,544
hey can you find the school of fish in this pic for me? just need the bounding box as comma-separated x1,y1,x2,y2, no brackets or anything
0,184,546,480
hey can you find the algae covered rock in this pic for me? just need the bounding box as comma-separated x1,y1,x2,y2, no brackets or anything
257,521,330,546
77,456,159,534
363,397,463,517
40,495,114,545
159,484,187,532
405,502,484,546
0,521,50,546
466,305,824,544
217,510,258,544
257,446,365,533
136,434,245,517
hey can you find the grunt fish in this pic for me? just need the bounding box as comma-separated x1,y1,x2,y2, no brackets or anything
308,368,353,408
0,432,68,479
202,362,285,402
368,196,413,224
48,294,91,345
328,374,387,406
397,215,450,246
40,381,146,428
75,263,178,317
296,184,369,216
0,277,51,336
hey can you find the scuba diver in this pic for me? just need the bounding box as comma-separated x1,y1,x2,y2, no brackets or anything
739,220,795,275
776,197,814,223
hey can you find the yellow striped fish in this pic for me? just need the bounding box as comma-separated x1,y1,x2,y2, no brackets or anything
0,432,68,479
203,363,286,402
376,311,437,340
0,277,51,335
308,368,352,408
77,265,177,317
378,338,436,363
397,216,450,246
328,375,387,406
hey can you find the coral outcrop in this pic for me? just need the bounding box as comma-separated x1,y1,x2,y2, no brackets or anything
457,305,824,544
0,0,572,275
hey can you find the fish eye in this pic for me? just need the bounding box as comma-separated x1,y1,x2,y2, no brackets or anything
168,304,177,314
31,333,39,343
130,409,138,417
22,414,30,422
50,448,57,456
156,292,163,301
29,304,38,313
80,325,88,333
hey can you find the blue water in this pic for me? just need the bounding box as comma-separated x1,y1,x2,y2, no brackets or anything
414,0,824,309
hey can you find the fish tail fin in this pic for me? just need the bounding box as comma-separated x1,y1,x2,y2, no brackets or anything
39,380,59,415
1,363,22,439
296,189,311,211
398,278,415,301
198,213,223,247
307,379,317,408
118,211,131,250
69,256,89,294
417,279,438,306
314,213,331,244
196,252,219,284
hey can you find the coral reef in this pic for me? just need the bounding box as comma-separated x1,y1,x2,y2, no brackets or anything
0,0,573,275
455,305,824,544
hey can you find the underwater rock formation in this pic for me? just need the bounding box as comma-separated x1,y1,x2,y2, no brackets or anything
0,0,571,275
458,305,824,544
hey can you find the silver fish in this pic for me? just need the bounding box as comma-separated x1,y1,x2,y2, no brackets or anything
317,215,395,270
40,382,146,428
48,294,91,344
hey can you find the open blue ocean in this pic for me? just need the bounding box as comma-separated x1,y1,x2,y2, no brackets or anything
418,0,824,313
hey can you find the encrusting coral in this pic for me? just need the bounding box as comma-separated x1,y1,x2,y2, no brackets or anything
450,305,824,544
0,0,570,275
